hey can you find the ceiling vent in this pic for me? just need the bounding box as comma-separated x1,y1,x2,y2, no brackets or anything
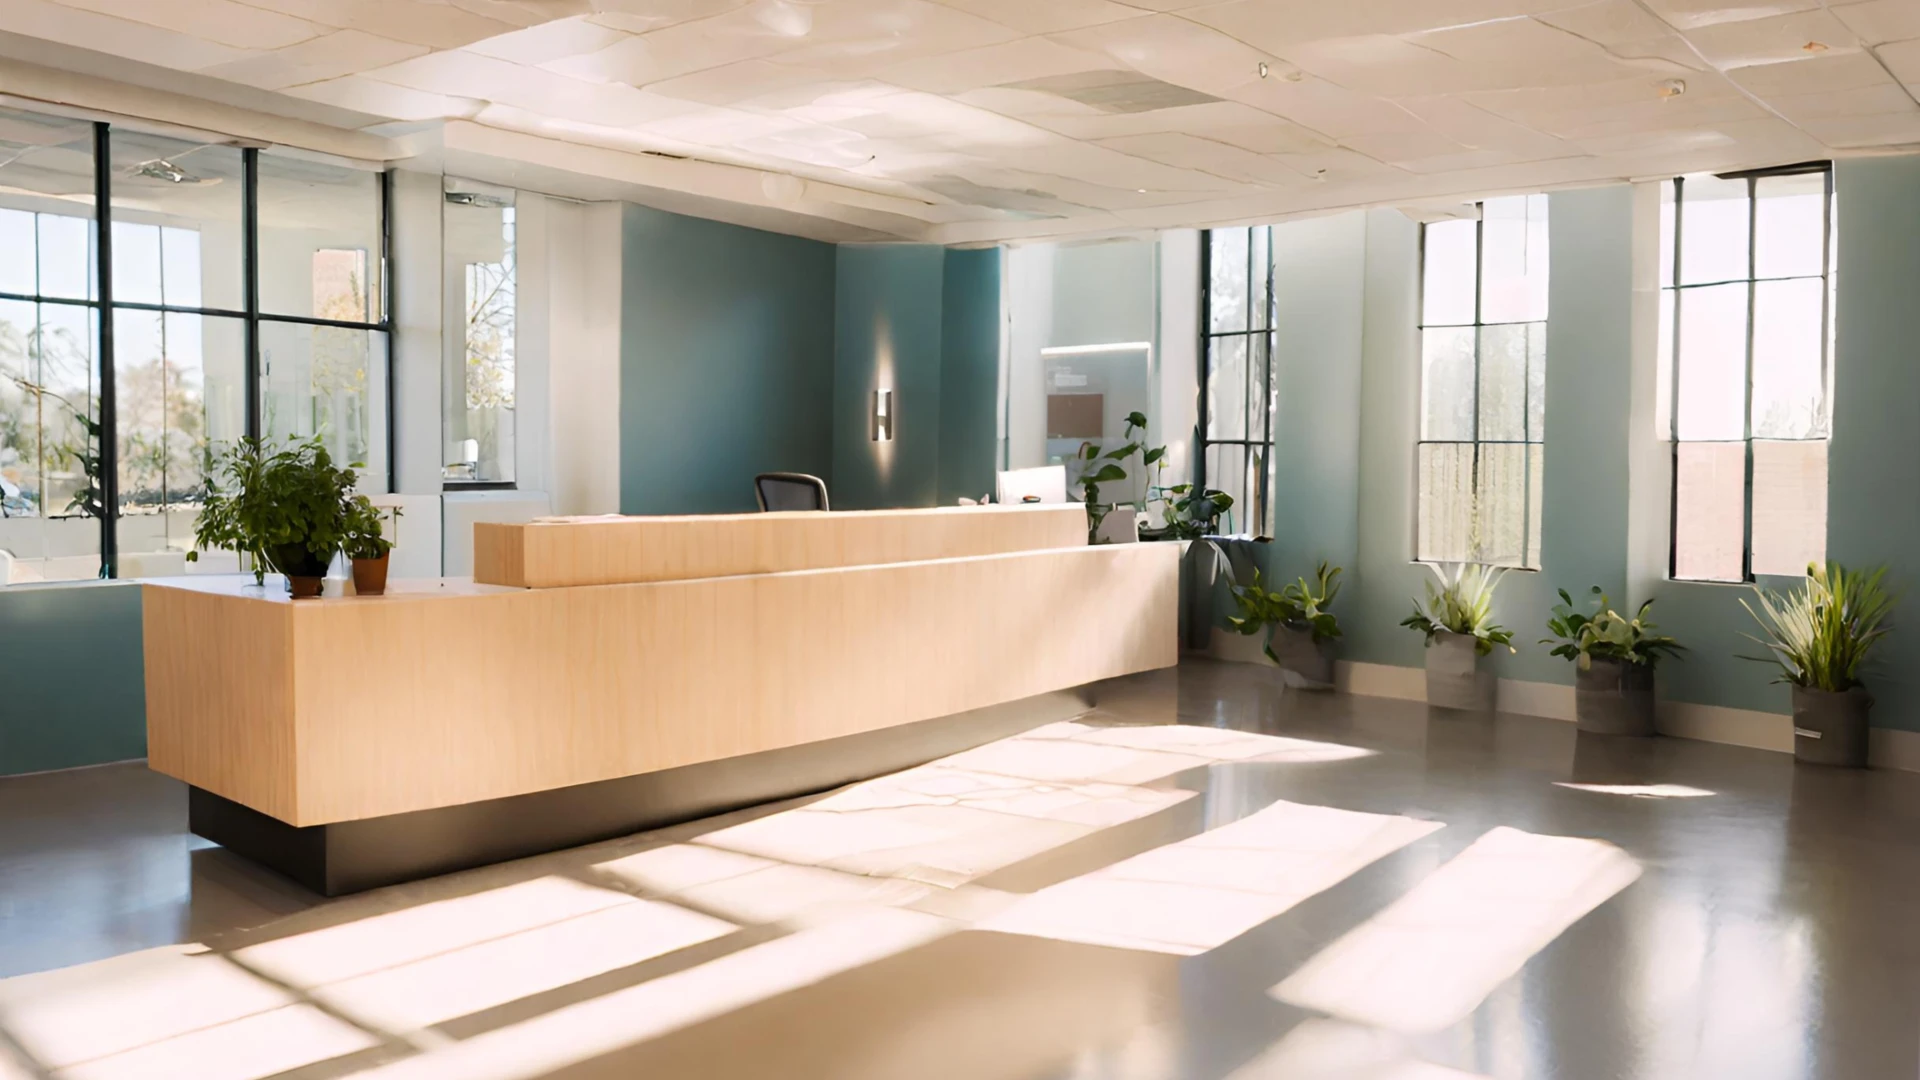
1000,70,1221,114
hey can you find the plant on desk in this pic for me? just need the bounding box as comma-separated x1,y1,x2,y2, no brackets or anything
344,496,400,597
189,437,356,597
1073,410,1236,543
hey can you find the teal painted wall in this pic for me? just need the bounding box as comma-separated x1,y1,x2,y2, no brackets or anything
0,583,146,776
1269,212,1366,589
619,204,837,515
1282,160,1920,728
938,247,1001,506
1826,155,1920,731
832,244,945,509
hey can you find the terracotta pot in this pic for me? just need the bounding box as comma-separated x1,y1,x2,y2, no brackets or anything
1792,685,1871,767
352,552,390,596
1425,632,1495,712
1574,657,1656,736
287,575,325,599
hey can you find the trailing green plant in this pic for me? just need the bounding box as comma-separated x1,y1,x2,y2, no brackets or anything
1542,586,1684,670
343,495,399,561
1741,561,1895,692
1227,568,1289,665
188,437,357,585
1401,562,1516,656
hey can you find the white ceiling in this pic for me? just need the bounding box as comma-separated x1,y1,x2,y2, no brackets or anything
2,0,1918,243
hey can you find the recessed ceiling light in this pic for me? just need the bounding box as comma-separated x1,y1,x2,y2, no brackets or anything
1136,188,1147,193
1258,62,1269,78
1656,78,1686,99
1803,40,1828,51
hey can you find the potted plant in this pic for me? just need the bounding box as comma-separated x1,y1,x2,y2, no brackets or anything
1228,562,1342,686
1542,587,1684,736
1401,562,1515,711
344,495,399,596
1742,561,1895,768
189,437,355,598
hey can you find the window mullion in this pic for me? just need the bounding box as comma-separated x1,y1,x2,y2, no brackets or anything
1668,177,1686,581
1741,176,1757,582
1470,210,1484,563
92,120,118,579
242,146,260,442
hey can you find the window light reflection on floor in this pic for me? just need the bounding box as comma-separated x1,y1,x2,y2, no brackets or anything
1272,826,1642,1034
1227,1019,1492,1080
350,908,955,1080
983,799,1442,955
1553,782,1716,799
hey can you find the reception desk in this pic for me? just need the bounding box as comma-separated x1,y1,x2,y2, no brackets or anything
144,506,1177,894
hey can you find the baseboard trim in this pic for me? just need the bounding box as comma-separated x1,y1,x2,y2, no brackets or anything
1208,640,1920,774
0,756,148,781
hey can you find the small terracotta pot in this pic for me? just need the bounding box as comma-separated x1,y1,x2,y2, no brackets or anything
352,552,390,597
287,575,325,599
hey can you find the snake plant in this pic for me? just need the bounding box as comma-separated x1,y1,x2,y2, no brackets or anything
1741,561,1895,692
1401,562,1516,656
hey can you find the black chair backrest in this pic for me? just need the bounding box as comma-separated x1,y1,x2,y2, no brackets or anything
754,472,830,512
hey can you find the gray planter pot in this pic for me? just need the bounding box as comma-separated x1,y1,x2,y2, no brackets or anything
1791,685,1872,768
1574,657,1656,737
1269,624,1335,688
1425,632,1495,712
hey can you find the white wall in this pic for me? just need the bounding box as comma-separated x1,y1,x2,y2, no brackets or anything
547,200,624,516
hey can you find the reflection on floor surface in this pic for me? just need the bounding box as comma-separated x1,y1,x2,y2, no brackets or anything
4,659,1920,1080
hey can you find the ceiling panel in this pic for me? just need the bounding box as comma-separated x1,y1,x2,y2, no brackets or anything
5,0,1919,243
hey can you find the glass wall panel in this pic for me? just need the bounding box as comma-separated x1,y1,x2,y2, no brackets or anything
444,183,516,483
107,132,243,312
260,320,387,480
1421,218,1476,326
0,107,99,582
257,149,382,322
114,310,245,575
1679,175,1749,286
1751,439,1827,577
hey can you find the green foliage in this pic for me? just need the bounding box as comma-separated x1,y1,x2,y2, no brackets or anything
343,495,399,561
1079,411,1155,543
1541,586,1684,670
1147,482,1235,541
1401,562,1516,657
1741,561,1896,691
188,438,358,585
1227,561,1345,663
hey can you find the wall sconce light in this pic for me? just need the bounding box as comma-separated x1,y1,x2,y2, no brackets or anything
872,388,893,442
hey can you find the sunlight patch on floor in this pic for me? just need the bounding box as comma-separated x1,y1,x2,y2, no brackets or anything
1227,1020,1491,1080
1554,782,1715,799
1272,827,1642,1033
982,799,1441,955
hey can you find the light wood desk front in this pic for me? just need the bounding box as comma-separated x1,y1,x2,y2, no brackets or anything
144,542,1177,827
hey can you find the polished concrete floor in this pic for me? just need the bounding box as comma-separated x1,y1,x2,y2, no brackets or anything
3,659,1919,1080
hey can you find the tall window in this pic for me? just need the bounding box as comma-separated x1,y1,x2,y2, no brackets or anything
443,182,516,485
1661,167,1832,582
1417,194,1549,568
0,104,389,583
1199,225,1274,535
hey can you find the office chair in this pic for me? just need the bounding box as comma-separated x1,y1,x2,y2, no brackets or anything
754,472,830,512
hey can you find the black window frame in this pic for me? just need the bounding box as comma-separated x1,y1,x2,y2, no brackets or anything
1415,198,1548,570
1197,225,1275,536
0,112,393,579
1663,160,1833,584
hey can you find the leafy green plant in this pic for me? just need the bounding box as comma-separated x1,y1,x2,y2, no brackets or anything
1077,410,1164,542
1146,483,1235,541
1542,587,1684,670
1401,562,1516,656
1227,562,1344,664
343,495,399,561
188,437,357,585
1741,561,1895,692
